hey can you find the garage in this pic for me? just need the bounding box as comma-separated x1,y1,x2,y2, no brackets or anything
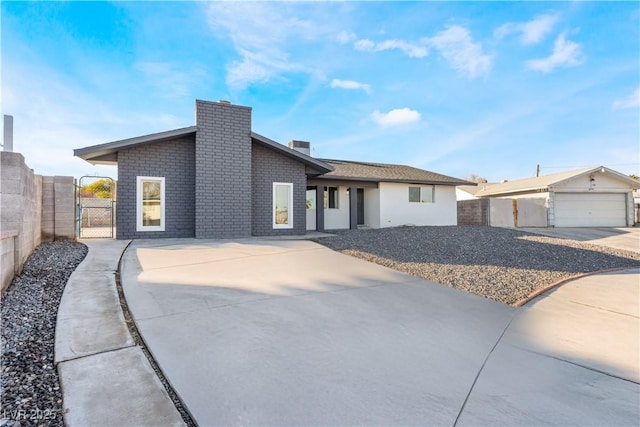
554,192,627,227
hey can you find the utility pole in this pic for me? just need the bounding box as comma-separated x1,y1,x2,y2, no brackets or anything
536,164,540,177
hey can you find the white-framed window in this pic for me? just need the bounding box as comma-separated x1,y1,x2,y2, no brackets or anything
137,176,165,232
324,186,339,209
273,182,293,229
409,185,435,203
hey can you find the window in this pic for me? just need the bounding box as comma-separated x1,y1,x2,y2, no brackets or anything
324,186,339,209
409,185,435,203
137,176,165,231
273,183,293,229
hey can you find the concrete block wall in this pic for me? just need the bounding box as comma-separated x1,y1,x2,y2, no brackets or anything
117,137,196,239
195,100,252,239
457,199,489,226
251,143,307,236
1,152,74,292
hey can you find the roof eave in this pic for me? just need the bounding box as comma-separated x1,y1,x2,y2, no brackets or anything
74,126,197,163
251,132,333,174
315,175,471,186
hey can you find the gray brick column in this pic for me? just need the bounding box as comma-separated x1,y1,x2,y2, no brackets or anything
315,186,324,232
349,187,358,230
195,100,252,238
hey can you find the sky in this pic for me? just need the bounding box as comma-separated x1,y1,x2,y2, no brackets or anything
1,1,639,182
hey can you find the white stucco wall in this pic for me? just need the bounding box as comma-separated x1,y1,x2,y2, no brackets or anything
552,172,634,193
378,183,457,227
456,188,477,200
363,188,380,228
324,186,350,230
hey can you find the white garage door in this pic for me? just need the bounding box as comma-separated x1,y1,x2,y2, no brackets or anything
554,193,626,227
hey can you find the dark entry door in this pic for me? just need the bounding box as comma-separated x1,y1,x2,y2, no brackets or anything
357,188,365,225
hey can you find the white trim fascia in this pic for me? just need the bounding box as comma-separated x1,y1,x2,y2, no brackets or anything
273,182,294,229
136,176,166,232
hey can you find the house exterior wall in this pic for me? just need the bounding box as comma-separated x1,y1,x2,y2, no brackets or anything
195,100,252,239
378,183,457,227
552,173,633,193
363,188,380,228
251,143,307,236
117,137,195,239
456,188,477,201
324,186,350,230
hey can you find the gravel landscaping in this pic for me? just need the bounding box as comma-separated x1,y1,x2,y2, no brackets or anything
316,226,640,305
1,241,87,427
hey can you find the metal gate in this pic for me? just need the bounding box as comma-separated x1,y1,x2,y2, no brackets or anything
76,176,116,238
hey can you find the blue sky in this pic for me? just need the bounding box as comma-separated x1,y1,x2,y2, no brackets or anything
2,1,639,181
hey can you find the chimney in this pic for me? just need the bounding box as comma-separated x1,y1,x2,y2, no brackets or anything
288,140,311,156
194,99,252,238
3,115,13,152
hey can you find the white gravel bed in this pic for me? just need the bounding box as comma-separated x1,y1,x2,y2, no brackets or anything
1,241,87,427
316,226,640,305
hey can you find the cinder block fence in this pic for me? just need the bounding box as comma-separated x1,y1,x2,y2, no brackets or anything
1,152,75,293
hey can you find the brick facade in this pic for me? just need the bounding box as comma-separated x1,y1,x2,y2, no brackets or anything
195,100,252,238
251,144,307,236
117,137,195,239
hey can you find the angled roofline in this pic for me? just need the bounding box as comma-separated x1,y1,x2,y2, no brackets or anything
74,126,197,163
316,158,474,186
476,165,640,196
250,132,333,174
311,174,468,186
549,166,640,189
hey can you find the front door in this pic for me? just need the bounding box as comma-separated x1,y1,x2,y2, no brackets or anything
306,188,316,230
357,188,365,225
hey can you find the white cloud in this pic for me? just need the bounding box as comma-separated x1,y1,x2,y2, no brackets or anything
495,13,559,45
354,38,429,58
612,88,640,110
336,30,356,44
330,78,371,94
206,2,325,88
526,32,583,72
427,26,493,78
371,108,421,127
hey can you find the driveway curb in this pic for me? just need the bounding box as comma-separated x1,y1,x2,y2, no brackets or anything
513,267,635,307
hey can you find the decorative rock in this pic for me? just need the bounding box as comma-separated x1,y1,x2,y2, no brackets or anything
1,241,87,427
317,226,640,305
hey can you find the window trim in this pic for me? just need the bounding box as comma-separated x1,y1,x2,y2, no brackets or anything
273,182,294,229
324,186,339,209
136,176,165,232
409,185,435,203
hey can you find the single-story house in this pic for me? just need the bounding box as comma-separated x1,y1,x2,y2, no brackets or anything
74,99,470,239
460,167,640,227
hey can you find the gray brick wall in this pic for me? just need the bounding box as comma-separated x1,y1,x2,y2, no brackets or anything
117,137,195,239
252,143,307,236
195,100,252,238
457,199,489,226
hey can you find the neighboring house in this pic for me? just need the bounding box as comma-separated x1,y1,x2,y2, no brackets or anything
461,167,640,227
74,99,470,239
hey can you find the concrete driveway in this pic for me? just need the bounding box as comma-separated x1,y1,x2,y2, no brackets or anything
121,238,639,426
519,227,640,253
